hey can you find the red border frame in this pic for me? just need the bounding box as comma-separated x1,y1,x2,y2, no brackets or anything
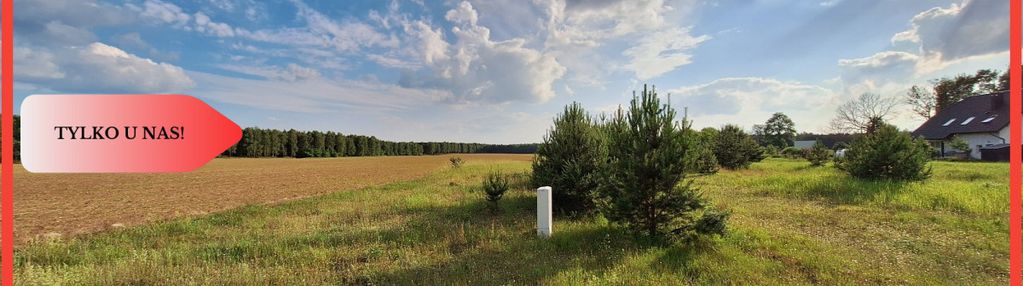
0,0,1018,285
2,0,13,284
1012,0,1022,284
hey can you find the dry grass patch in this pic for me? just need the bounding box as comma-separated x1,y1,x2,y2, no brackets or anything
10,154,532,243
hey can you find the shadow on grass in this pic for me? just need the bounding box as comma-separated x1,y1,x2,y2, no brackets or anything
358,194,680,285
351,194,626,283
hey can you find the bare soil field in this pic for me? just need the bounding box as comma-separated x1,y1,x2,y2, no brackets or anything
9,154,532,243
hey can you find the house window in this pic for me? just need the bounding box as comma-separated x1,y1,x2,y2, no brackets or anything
960,117,975,125
981,116,996,123
942,118,956,126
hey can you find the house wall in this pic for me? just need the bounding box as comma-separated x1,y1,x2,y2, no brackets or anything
996,123,1022,144
957,132,1006,159
936,125,1016,159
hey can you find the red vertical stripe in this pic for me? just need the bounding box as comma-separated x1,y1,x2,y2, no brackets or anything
1011,0,1022,284
1,0,11,281
1,0,12,283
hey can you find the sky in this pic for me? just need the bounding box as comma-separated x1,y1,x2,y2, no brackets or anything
10,0,1011,144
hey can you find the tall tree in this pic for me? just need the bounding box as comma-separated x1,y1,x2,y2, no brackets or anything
751,124,766,146
830,93,898,133
933,69,1002,112
905,85,936,120
761,112,796,148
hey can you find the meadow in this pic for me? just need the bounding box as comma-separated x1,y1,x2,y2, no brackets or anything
11,157,1010,285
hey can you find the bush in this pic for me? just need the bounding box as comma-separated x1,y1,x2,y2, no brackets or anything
690,208,730,237
948,135,971,157
804,140,832,167
843,123,932,180
833,141,849,150
482,172,509,212
751,146,766,163
763,145,780,158
688,128,719,174
532,102,606,217
598,85,725,240
713,125,763,169
780,147,802,159
833,155,847,170
689,144,720,174
449,157,463,168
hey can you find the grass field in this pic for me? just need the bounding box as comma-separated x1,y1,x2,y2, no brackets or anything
10,154,532,243
12,157,1010,285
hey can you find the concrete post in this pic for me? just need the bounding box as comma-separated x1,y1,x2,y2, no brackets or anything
537,186,552,237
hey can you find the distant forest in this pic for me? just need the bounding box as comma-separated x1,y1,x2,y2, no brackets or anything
222,127,537,158
0,116,537,162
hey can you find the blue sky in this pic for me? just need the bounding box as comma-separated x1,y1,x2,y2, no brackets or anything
11,0,1011,143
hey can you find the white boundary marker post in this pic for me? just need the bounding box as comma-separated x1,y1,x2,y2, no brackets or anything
537,186,552,237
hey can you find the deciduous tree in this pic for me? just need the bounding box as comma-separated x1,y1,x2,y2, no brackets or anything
762,112,796,148
830,93,898,133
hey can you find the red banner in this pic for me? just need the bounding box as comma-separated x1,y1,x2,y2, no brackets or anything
20,94,241,173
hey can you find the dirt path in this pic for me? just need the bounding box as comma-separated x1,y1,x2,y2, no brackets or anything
8,154,532,243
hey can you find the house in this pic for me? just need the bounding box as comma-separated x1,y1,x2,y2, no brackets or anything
911,91,1017,160
793,140,816,150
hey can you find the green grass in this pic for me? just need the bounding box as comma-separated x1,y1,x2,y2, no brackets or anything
14,158,1009,285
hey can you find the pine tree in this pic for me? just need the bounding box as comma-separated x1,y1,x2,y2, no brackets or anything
598,85,726,239
531,102,606,217
843,122,932,180
713,125,762,169
804,139,832,167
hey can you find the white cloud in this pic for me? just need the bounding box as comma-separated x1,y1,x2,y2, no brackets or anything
544,0,683,40
14,47,64,81
403,20,450,65
820,0,842,7
445,1,480,26
837,51,920,88
189,71,450,113
15,42,194,93
891,0,1008,65
13,0,130,45
838,51,919,70
194,12,236,37
113,32,149,50
398,1,566,104
219,63,321,82
670,77,837,115
623,27,709,80
15,0,131,28
668,77,840,132
134,0,191,27
288,0,398,52
366,54,421,69
537,0,707,81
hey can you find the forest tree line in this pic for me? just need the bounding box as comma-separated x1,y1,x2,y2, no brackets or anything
0,118,535,162
0,115,20,161
221,127,537,158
